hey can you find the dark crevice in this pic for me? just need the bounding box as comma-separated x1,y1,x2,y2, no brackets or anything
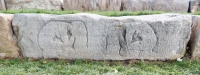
184,21,194,59
185,41,192,59
120,1,124,11
188,1,192,13
122,27,126,43
61,1,64,11
67,30,72,40
119,37,123,51
3,0,7,10
11,22,17,36
105,35,108,53
17,48,24,58
61,5,64,11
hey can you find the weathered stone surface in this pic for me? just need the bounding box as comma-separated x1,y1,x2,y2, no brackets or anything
5,0,62,10
121,0,190,12
189,0,200,13
189,0,199,13
63,0,190,12
0,0,6,10
63,0,121,11
189,16,200,60
0,14,19,58
12,14,191,60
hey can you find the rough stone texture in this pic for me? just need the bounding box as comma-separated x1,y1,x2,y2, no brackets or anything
5,0,62,10
0,14,19,58
0,0,6,10
189,0,199,13
189,16,200,60
12,14,191,60
63,0,121,11
121,0,190,12
63,0,190,12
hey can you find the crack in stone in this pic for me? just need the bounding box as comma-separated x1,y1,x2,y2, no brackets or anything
120,1,124,11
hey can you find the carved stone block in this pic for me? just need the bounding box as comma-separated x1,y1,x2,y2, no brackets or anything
12,14,191,60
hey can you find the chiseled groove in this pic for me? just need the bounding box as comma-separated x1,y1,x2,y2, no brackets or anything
119,26,127,57
146,22,158,53
105,34,108,54
37,17,48,58
72,37,76,51
57,31,64,43
49,20,89,48
67,29,72,41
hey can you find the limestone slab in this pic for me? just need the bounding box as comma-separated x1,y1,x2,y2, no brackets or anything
12,14,191,60
0,14,19,58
